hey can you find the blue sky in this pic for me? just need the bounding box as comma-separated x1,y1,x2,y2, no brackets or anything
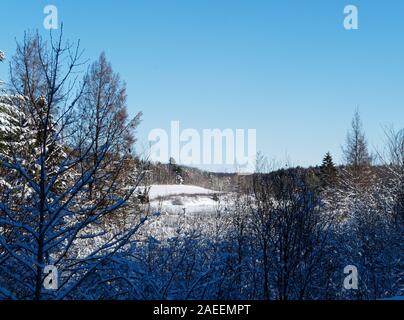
1,0,404,170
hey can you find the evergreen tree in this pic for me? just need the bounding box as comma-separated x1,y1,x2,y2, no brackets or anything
169,157,184,184
0,96,28,155
320,152,337,187
1,49,66,191
0,50,33,190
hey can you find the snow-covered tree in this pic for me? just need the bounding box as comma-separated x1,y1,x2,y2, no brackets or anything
0,51,34,191
0,30,145,300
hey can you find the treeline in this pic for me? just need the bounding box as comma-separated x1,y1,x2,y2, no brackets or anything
134,87,403,300
143,159,237,191
133,139,403,299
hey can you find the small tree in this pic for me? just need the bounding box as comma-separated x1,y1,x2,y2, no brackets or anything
320,152,337,187
342,109,373,188
169,157,184,184
343,109,371,168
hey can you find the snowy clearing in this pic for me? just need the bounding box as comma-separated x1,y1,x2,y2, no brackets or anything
147,184,218,199
147,184,222,215
139,185,227,239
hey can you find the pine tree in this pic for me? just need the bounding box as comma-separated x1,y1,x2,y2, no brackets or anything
0,96,28,155
169,157,184,184
0,51,33,190
320,152,337,187
0,50,23,155
1,50,66,193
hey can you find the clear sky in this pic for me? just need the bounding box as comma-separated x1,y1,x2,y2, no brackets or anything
1,0,404,170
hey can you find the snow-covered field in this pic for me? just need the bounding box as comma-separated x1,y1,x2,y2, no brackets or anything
148,184,217,199
140,184,227,239
147,184,221,215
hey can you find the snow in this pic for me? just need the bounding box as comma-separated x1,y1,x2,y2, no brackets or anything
139,185,225,239
147,184,222,215
147,184,218,199
154,194,219,214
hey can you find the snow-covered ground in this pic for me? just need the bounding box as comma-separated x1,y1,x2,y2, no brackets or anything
148,184,217,199
147,184,221,215
140,184,227,239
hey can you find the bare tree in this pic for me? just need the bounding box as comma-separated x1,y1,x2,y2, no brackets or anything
343,109,372,168
382,127,404,227
76,52,141,194
248,164,335,300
